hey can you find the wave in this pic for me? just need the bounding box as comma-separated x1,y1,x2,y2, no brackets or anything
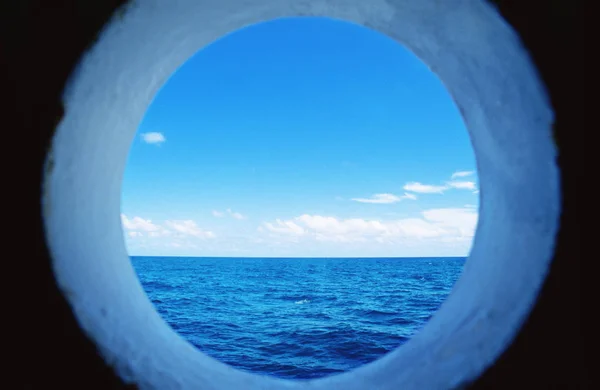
362,309,398,317
132,256,464,380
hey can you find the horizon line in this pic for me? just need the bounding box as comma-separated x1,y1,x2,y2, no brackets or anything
129,255,469,259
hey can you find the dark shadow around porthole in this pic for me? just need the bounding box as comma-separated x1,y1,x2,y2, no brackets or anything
120,17,479,380
43,1,560,389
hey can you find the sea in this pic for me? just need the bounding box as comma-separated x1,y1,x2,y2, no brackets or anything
131,256,465,379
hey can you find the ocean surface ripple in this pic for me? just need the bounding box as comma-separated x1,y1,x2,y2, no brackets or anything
131,256,465,379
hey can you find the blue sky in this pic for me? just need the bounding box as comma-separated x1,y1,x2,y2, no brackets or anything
121,17,479,258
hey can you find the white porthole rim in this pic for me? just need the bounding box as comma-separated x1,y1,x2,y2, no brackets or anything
42,0,560,389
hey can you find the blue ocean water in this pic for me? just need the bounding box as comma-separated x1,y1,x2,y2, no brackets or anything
131,256,465,379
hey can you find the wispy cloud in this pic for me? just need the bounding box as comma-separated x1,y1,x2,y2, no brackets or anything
402,171,479,195
147,229,171,238
140,132,166,145
121,214,161,232
121,214,214,240
421,208,478,238
351,193,417,204
446,181,477,190
227,208,246,220
451,170,475,179
403,182,448,194
164,220,215,239
213,209,246,220
260,207,478,244
263,219,305,236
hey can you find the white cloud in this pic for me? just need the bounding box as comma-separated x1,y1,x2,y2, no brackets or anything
451,170,475,179
121,214,161,232
121,214,215,243
140,132,166,145
122,214,173,242
402,171,479,195
263,219,305,236
403,182,448,194
213,209,246,220
421,208,478,238
164,220,216,239
227,208,246,220
148,229,171,237
261,207,478,244
351,193,417,204
446,181,477,190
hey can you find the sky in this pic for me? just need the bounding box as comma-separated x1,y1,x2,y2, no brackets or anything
121,17,479,258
